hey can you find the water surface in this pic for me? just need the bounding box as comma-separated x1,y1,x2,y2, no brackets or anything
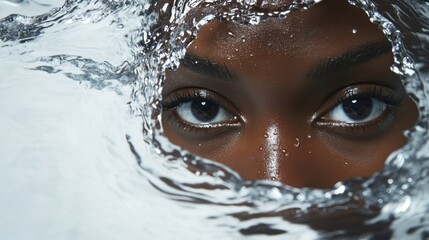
1,0,428,239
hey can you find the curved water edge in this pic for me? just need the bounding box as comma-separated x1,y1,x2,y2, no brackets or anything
1,0,428,238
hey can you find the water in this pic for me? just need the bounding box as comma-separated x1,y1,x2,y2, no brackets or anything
1,0,428,239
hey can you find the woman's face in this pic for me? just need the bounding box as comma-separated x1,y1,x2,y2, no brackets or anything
161,0,418,188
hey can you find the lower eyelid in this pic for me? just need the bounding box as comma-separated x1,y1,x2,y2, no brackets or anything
164,111,241,139
316,106,398,138
167,107,240,127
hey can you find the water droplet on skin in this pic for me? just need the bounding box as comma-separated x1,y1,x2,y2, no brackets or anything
264,134,268,138
308,151,312,154
228,31,234,36
352,28,358,34
241,37,246,42
259,147,263,151
307,135,312,139
345,161,349,165
198,143,201,147
282,149,289,157
250,53,254,57
293,138,300,147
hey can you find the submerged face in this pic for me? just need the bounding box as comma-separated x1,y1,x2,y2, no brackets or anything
161,0,418,188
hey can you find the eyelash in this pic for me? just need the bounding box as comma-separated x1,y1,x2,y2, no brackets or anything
162,85,404,138
315,84,404,136
162,88,240,135
331,85,403,107
162,89,200,110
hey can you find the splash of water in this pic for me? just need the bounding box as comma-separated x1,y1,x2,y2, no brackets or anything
134,0,429,238
1,0,428,238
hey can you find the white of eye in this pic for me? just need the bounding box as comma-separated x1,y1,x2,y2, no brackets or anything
175,101,233,125
328,98,388,123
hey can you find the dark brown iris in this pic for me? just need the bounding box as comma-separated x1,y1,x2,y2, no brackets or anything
191,98,219,122
342,97,373,120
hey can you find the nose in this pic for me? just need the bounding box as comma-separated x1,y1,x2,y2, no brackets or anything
224,120,304,184
264,123,281,181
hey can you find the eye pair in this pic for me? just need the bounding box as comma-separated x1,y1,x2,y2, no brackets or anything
162,84,403,138
174,95,387,124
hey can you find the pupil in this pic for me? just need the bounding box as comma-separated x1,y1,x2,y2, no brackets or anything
191,98,219,122
342,97,373,120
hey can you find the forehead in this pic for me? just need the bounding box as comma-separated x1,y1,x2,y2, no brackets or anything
187,0,385,60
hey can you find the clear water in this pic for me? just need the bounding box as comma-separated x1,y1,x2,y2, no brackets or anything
1,0,428,239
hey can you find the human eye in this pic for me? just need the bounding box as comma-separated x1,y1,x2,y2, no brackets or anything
327,97,387,123
315,84,405,137
162,88,242,137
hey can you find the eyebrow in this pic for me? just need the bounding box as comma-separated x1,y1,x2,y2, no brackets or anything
180,40,391,83
180,54,238,81
307,40,392,81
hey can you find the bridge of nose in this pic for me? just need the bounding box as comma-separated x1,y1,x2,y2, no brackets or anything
227,118,310,183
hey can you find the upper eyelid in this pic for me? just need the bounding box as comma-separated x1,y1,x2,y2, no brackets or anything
332,85,403,106
311,84,403,123
162,88,240,114
338,87,403,106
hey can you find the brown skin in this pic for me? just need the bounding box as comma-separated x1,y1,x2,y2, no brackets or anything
161,0,418,188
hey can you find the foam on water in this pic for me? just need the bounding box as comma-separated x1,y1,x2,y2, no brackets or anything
1,0,428,239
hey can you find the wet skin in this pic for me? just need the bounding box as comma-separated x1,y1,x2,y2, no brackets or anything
161,0,418,188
